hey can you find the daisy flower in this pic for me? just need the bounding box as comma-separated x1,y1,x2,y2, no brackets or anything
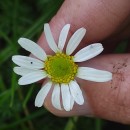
12,24,112,111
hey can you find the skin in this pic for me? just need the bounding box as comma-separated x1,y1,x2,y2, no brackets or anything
37,0,130,124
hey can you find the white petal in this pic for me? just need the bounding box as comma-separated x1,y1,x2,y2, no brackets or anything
74,43,103,62
61,84,71,111
18,38,47,61
58,24,70,51
51,84,62,110
77,67,112,82
66,28,86,55
44,23,59,52
70,95,74,110
35,81,52,107
13,67,36,76
18,70,47,85
69,80,84,105
12,55,44,69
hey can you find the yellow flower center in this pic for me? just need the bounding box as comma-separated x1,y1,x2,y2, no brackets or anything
44,53,78,84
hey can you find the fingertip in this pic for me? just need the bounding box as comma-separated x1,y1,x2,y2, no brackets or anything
43,89,93,117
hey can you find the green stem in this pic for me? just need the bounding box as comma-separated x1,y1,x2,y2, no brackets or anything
18,89,35,130
95,118,102,130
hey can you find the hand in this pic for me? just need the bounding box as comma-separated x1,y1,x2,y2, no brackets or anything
37,0,130,124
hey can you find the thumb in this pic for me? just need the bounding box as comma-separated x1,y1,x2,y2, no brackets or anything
38,0,130,52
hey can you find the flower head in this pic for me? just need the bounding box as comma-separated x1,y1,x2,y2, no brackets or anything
12,24,112,111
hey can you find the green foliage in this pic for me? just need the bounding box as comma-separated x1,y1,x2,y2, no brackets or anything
0,0,130,130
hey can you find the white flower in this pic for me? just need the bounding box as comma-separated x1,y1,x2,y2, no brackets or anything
12,23,112,111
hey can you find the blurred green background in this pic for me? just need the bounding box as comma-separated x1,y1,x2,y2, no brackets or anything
0,0,130,130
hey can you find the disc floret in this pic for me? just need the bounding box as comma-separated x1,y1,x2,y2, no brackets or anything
44,53,78,84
